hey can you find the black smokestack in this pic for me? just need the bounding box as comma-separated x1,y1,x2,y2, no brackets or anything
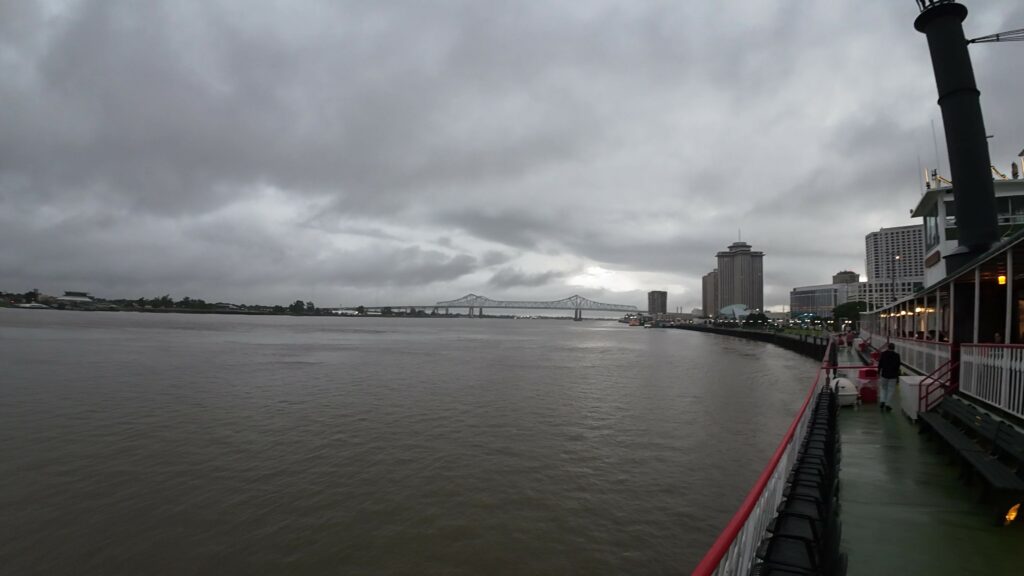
915,1,998,268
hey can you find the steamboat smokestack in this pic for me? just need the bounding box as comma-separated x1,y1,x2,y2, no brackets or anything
915,1,998,270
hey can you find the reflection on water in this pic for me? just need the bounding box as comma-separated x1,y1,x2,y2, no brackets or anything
0,310,817,575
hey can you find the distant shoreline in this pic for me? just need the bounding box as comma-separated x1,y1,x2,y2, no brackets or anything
1,306,611,320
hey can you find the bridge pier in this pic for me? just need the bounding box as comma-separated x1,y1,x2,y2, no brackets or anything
574,308,582,321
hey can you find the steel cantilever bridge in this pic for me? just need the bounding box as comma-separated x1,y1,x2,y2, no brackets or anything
435,294,638,320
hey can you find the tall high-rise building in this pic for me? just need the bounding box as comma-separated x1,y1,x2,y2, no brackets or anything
865,225,925,282
647,290,667,315
716,241,764,311
702,269,719,318
865,225,924,305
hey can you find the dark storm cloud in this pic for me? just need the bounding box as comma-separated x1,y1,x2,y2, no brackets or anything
435,209,564,251
2,0,606,215
481,250,513,267
312,247,479,289
488,267,566,289
2,0,1022,309
0,200,479,304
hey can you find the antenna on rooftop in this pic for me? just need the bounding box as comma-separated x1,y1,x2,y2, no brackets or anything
930,119,942,177
917,154,926,194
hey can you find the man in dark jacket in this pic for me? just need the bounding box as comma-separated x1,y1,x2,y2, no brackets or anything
828,337,839,378
877,343,901,413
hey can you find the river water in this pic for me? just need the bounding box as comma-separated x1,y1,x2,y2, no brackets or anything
0,309,818,575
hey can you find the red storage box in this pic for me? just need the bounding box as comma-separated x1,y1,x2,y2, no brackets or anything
859,385,878,404
858,367,878,379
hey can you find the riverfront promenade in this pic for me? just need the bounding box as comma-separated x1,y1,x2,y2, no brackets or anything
834,343,1018,576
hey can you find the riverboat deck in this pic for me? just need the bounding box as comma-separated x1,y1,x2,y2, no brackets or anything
834,344,1020,576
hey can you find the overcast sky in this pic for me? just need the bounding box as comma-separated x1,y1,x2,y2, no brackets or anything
2,1,1023,311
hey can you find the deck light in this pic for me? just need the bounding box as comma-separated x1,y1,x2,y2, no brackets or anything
915,307,924,313
998,275,1007,285
1006,503,1020,525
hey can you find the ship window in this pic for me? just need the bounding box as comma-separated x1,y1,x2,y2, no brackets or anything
924,204,940,250
1012,196,1024,221
995,196,1011,215
944,200,957,227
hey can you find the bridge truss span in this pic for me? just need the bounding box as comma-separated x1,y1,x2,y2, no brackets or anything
434,293,638,313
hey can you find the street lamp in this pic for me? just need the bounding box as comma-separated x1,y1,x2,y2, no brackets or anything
890,254,902,303
894,254,902,335
896,254,903,301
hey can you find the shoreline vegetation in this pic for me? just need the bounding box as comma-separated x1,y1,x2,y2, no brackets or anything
0,289,609,320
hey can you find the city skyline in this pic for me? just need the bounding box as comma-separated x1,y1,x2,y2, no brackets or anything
2,1,1023,311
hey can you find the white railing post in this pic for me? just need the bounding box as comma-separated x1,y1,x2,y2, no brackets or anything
958,345,1024,421
1000,347,1009,409
1006,252,1013,343
973,268,980,344
949,281,955,343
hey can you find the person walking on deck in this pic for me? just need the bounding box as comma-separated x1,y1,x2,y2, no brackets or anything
877,343,900,413
828,337,839,378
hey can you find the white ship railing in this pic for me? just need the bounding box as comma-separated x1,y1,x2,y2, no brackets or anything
691,359,825,575
890,337,951,375
859,330,887,351
959,344,1024,420
859,331,951,376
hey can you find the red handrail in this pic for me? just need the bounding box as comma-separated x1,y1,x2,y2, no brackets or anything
918,359,957,413
690,344,828,575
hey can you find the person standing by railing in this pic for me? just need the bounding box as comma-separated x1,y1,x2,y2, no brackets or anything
828,336,839,377
878,343,901,413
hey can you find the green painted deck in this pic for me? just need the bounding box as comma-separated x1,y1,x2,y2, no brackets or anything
834,345,1021,576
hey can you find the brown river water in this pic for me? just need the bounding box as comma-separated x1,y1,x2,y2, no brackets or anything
0,309,817,575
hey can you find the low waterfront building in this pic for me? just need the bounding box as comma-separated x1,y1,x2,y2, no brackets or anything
790,276,916,316
718,304,752,320
55,291,95,308
789,283,852,319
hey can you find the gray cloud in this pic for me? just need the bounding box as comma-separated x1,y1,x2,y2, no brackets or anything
2,0,1022,311
488,267,567,289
